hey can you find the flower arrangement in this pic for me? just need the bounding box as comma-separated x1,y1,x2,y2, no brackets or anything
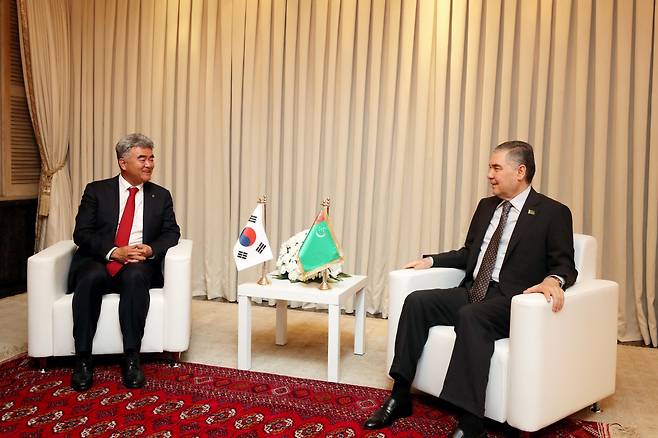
275,229,346,282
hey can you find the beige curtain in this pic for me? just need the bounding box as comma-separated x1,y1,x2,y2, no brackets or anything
18,0,73,250
61,0,657,344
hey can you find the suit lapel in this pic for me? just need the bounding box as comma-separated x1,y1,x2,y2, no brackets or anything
109,176,120,233
474,197,500,248
502,187,540,265
143,182,152,243
468,197,500,272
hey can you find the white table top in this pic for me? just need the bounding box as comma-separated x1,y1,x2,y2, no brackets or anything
238,274,367,305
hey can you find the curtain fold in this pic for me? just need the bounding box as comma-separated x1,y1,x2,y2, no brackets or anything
27,0,652,344
18,0,73,251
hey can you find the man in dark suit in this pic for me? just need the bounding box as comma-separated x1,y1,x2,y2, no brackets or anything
68,133,180,391
364,141,577,437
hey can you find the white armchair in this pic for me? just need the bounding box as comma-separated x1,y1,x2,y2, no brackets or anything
387,234,618,432
27,239,193,366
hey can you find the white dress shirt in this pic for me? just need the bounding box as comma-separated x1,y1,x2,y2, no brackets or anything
105,175,145,260
472,186,531,282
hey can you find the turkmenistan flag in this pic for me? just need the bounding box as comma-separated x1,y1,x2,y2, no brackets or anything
297,208,343,280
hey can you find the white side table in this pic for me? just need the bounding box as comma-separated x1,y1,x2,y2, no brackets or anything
237,274,367,382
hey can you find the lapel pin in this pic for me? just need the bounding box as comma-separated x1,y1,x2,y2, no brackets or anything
528,209,536,215
151,194,155,198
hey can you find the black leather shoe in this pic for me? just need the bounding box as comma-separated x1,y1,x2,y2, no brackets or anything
122,353,145,389
71,356,93,391
449,427,486,438
363,397,412,429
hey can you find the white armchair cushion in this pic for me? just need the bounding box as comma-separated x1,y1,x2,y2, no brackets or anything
28,239,193,358
387,267,509,422
387,267,465,367
386,234,618,431
52,291,165,356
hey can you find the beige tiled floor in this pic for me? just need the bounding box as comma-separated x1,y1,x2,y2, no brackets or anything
1,293,656,436
186,298,391,388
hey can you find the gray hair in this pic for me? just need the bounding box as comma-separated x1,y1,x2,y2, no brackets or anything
115,133,155,159
494,140,536,183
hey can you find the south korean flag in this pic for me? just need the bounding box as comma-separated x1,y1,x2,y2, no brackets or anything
233,203,273,271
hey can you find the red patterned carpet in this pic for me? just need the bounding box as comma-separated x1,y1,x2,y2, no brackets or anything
0,354,609,437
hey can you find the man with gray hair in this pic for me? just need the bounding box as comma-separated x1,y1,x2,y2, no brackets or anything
67,133,180,391
364,141,577,437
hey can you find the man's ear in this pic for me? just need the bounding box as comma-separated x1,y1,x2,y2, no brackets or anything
517,164,527,181
118,158,127,171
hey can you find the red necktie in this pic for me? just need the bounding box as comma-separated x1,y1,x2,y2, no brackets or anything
106,186,139,276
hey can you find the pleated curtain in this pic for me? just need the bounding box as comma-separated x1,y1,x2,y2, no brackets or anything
17,0,74,251
19,0,657,345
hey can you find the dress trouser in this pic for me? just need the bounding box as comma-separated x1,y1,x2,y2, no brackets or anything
70,259,162,354
388,284,512,417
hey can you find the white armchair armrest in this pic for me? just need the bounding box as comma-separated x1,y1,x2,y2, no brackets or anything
507,279,618,431
162,239,193,352
27,240,77,358
387,268,466,368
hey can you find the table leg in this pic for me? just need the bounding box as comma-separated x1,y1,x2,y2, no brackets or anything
276,299,288,345
354,287,365,355
328,304,341,382
237,295,252,370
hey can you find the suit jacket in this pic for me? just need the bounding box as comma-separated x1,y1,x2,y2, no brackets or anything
68,175,181,291
426,188,577,298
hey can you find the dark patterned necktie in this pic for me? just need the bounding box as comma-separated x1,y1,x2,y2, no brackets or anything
468,201,512,303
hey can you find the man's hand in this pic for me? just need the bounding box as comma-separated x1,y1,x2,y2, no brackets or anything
133,244,153,259
402,257,433,270
523,276,565,312
110,245,151,264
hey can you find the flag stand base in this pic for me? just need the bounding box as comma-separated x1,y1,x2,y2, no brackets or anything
318,269,331,290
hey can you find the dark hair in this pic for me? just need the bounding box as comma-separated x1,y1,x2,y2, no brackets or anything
115,133,154,160
494,140,535,183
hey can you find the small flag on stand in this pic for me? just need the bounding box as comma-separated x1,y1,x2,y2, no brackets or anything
233,204,273,271
297,207,343,280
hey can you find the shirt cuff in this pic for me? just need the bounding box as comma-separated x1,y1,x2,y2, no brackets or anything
106,247,117,261
548,274,565,288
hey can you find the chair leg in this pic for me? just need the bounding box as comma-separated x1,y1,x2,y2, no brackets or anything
590,402,602,413
35,357,47,373
169,351,182,368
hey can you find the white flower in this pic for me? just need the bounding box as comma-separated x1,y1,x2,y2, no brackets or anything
288,269,300,282
328,264,342,277
276,228,342,282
